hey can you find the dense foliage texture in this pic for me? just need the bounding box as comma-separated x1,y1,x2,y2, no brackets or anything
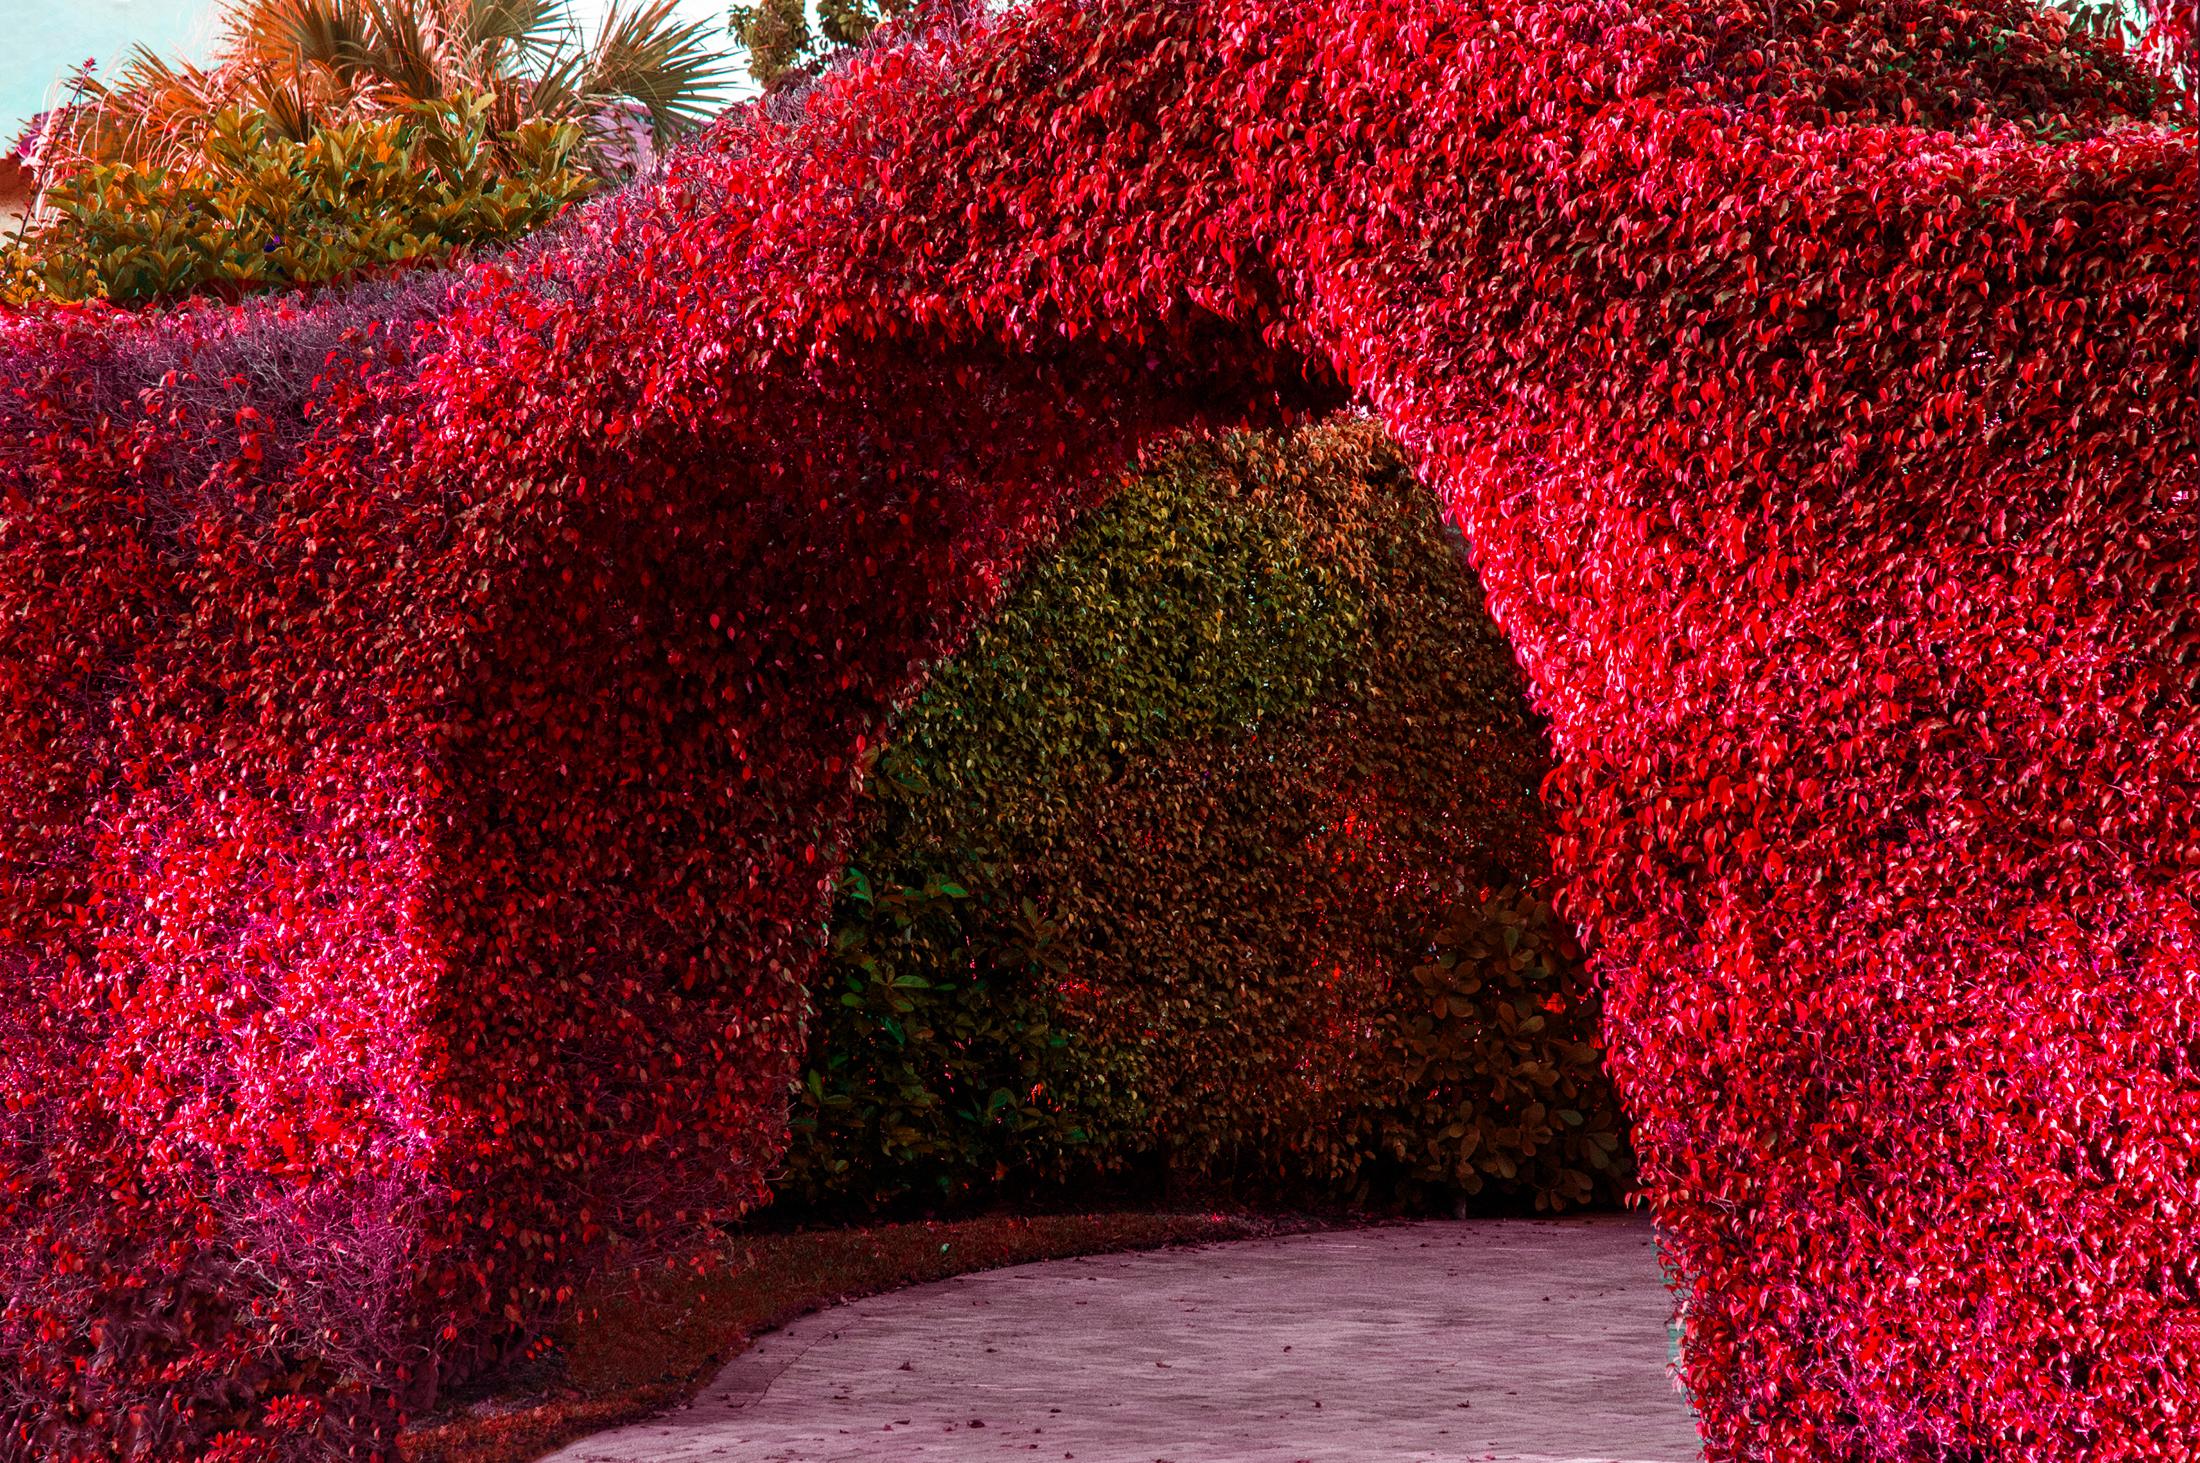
48,0,729,182
1,95,593,306
732,0,916,87
783,421,1623,1214
0,0,2192,1457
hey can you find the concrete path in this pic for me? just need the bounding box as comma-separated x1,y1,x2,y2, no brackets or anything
545,1217,1700,1463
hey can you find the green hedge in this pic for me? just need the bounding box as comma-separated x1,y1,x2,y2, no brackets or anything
778,419,1632,1213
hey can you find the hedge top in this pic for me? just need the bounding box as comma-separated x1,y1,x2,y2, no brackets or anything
1,1,2192,1459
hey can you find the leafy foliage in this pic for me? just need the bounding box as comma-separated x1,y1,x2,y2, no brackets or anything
0,0,2189,1457
1357,888,1629,1210
2,94,592,306
781,422,1622,1214
731,0,914,89
45,0,731,182
2041,0,2196,95
781,859,1133,1212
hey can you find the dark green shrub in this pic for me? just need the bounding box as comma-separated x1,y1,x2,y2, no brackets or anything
1350,887,1631,1210
778,419,1633,1213
779,855,1142,1212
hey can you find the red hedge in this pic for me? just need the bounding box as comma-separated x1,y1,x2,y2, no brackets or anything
1,0,2192,1457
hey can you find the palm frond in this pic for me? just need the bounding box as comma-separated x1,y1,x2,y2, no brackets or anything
222,0,373,77
461,0,572,65
66,47,232,166
521,49,589,128
243,66,330,142
46,0,736,188
357,0,452,101
581,0,734,143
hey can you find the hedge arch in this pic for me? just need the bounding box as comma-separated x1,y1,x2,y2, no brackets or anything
1,0,2192,1458
780,419,1630,1217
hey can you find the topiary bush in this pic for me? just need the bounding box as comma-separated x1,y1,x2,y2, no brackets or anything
0,0,2189,1455
778,419,1630,1214
0,94,593,306
0,175,1311,1459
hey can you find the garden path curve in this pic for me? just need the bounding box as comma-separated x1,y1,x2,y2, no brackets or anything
545,1217,1699,1463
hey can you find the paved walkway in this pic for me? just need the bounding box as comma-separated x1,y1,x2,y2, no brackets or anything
545,1218,1700,1463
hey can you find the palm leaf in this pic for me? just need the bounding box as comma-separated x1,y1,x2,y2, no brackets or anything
460,0,571,66
521,49,589,128
50,0,735,188
68,48,230,166
581,0,734,143
356,0,452,102
242,66,329,142
229,0,379,76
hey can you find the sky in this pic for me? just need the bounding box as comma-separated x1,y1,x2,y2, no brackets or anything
0,0,747,145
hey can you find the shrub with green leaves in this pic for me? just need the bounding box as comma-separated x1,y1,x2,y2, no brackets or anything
782,858,1141,1212
733,0,914,88
2,93,593,306
1351,887,1631,1209
779,419,1633,1214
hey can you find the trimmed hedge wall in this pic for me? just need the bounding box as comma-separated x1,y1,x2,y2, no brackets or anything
1,0,2187,1453
779,420,1630,1213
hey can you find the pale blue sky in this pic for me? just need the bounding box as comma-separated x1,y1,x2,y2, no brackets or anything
1,0,746,145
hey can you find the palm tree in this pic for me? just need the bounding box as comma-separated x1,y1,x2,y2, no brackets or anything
57,0,732,179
